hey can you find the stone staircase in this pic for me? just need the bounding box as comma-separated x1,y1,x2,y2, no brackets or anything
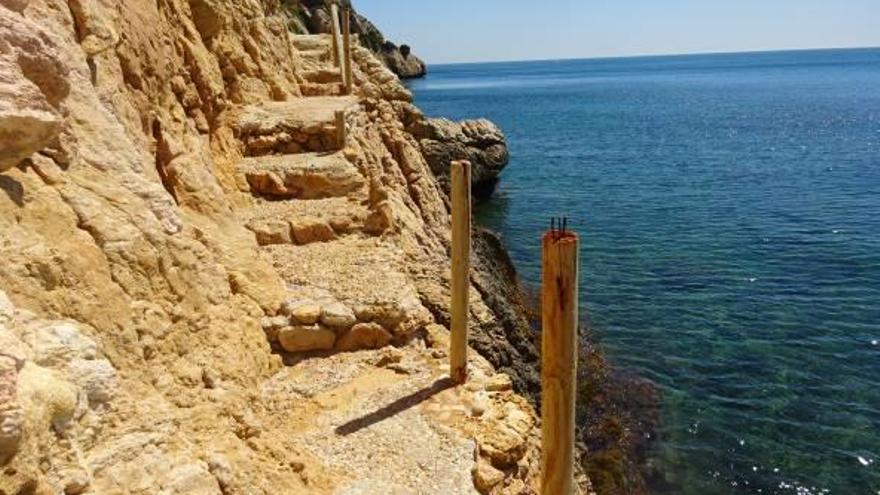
293,34,346,96
227,70,434,356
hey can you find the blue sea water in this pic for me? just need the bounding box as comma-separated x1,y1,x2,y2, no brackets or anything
407,49,880,494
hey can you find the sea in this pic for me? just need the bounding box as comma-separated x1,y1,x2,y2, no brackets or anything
406,48,880,494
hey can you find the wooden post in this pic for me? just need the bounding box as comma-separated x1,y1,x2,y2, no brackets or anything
449,160,471,384
335,110,346,148
329,3,342,68
541,225,579,495
342,8,354,95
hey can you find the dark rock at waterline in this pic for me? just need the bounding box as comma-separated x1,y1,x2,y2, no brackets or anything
577,339,662,495
471,228,542,399
464,226,662,494
412,117,509,200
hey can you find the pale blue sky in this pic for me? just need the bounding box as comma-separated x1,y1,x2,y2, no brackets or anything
355,0,880,64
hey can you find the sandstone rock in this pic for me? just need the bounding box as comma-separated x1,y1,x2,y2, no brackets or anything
485,373,513,393
247,219,293,246
335,322,391,352
261,315,287,342
27,322,98,369
160,461,222,494
282,300,322,325
412,118,509,200
16,362,78,434
0,0,29,13
0,355,22,465
0,324,28,364
319,302,356,329
67,358,118,405
261,315,290,330
0,7,69,172
290,218,337,245
477,416,531,469
278,325,336,353
241,153,365,200
61,471,90,495
472,458,505,494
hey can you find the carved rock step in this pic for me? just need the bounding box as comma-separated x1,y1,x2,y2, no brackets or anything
261,238,433,351
240,197,373,247
292,34,330,52
238,151,364,200
231,96,357,156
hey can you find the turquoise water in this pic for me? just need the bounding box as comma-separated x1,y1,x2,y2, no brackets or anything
407,49,880,494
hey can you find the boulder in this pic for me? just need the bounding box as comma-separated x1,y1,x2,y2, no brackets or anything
247,219,293,246
283,300,322,325
278,325,336,353
472,458,505,494
320,302,356,329
335,322,391,352
412,118,509,200
290,218,336,245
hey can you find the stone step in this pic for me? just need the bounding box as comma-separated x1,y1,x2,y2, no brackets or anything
260,237,434,353
237,151,364,200
292,34,330,51
231,96,357,156
240,196,374,247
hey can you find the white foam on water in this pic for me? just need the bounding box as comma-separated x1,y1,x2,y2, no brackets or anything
857,455,872,466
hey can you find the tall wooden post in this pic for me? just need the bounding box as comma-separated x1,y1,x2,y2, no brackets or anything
329,4,342,68
541,224,579,495
449,160,471,384
342,8,354,95
335,110,346,148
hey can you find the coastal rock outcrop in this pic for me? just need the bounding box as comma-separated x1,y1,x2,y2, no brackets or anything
381,42,427,79
413,117,510,200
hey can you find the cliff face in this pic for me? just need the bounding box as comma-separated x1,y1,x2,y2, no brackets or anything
0,1,554,493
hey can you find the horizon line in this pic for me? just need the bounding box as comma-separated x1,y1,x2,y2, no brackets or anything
425,44,880,67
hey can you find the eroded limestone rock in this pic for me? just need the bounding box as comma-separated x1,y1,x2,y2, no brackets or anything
0,6,69,172
320,302,356,329
278,325,336,352
335,322,391,352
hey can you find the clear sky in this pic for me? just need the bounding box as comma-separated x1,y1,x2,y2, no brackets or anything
355,0,880,64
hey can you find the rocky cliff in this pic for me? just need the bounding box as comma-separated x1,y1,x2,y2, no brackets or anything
0,0,661,493
0,0,559,493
